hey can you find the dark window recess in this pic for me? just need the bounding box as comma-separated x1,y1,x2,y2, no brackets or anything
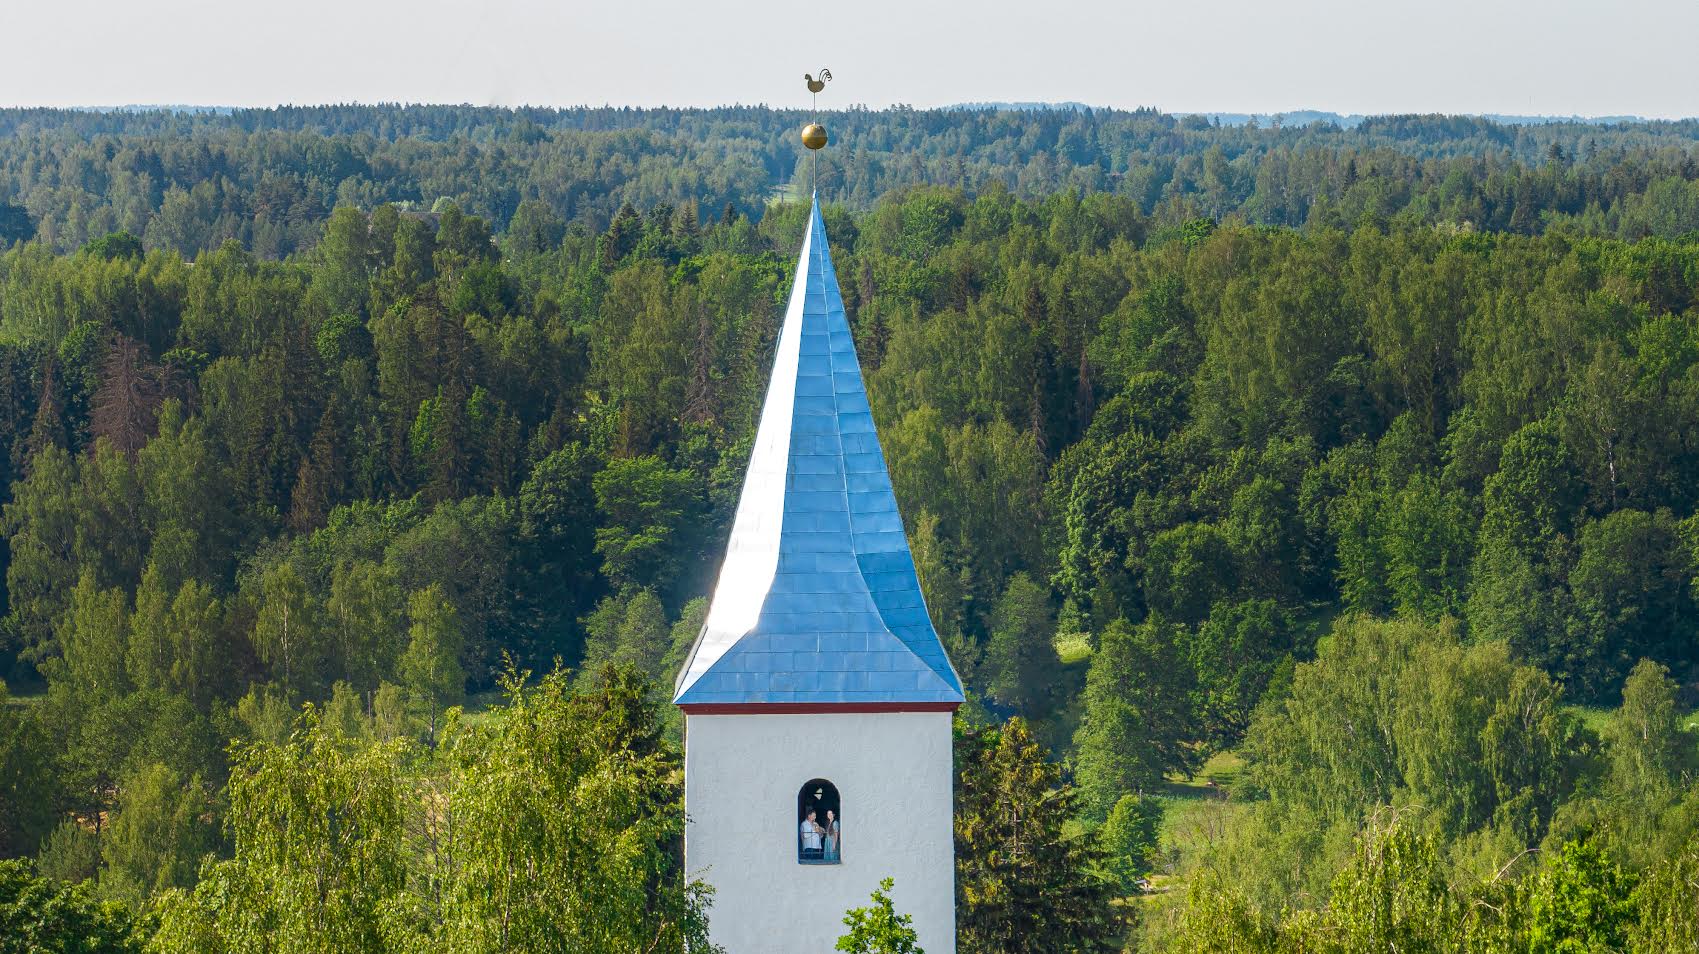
797,779,842,865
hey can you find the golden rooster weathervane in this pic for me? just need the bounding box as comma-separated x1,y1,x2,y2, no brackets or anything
801,69,832,195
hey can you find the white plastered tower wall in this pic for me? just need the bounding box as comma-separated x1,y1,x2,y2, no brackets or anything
684,711,956,953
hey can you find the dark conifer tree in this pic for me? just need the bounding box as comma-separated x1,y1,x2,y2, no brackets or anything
956,718,1122,954
90,336,164,457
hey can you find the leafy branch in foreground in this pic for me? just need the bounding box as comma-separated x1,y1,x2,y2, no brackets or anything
146,666,719,954
837,877,923,954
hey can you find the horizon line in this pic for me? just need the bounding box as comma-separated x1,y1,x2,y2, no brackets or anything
1,102,1692,125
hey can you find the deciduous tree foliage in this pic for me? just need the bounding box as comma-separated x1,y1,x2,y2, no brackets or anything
1153,815,1694,954
837,878,925,954
981,572,1062,717
0,858,139,954
0,680,61,857
1074,616,1198,814
148,668,715,954
1223,617,1582,904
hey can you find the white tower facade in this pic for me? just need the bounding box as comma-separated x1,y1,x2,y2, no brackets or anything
675,199,963,954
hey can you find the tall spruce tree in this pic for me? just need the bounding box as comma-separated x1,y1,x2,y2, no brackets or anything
955,718,1123,954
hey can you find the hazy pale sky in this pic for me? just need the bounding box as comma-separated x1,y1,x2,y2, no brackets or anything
5,0,1696,118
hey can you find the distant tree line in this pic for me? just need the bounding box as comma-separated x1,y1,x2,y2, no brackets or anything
4,105,1699,259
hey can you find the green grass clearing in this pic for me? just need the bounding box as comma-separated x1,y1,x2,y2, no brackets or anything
1154,750,1245,799
1567,703,1699,737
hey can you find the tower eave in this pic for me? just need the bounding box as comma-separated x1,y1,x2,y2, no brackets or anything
678,701,962,715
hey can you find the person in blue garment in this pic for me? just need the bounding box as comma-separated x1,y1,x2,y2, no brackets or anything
822,808,840,862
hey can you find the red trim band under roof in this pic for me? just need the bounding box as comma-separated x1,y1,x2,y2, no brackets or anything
678,702,960,715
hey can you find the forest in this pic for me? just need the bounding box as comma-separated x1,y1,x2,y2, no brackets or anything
0,104,1697,952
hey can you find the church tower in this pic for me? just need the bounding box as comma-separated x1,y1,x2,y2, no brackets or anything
674,196,963,953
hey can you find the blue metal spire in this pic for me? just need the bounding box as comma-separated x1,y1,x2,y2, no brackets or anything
674,198,965,708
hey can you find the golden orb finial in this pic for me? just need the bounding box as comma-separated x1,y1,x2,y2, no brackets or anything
801,123,828,150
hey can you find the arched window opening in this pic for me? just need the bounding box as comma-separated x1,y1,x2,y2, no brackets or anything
797,779,841,865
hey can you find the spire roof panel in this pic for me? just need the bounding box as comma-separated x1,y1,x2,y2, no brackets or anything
673,199,965,708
